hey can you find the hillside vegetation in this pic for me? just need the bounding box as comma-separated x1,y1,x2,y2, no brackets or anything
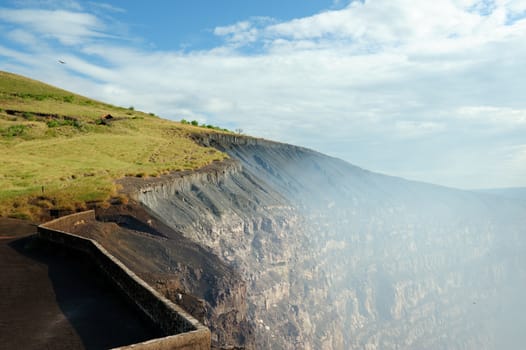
0,71,229,219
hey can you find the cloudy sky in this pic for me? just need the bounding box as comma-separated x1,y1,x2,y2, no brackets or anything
1,0,526,189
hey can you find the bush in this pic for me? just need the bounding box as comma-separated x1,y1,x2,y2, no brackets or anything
47,120,59,128
22,112,35,121
2,124,28,137
181,119,232,132
47,119,84,130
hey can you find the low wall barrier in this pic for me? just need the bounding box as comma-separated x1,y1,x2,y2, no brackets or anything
38,210,210,350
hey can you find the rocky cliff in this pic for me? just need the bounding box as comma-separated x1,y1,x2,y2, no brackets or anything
123,133,525,349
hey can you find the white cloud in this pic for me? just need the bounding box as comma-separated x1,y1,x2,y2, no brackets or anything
498,0,526,15
456,106,526,127
0,8,107,45
214,0,526,58
5,29,39,47
395,121,446,139
12,0,83,11
214,21,259,45
506,144,526,174
88,2,125,13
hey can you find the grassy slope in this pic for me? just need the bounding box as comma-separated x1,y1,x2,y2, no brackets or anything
0,71,228,219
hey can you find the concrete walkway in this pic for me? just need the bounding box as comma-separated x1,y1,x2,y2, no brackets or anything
0,218,163,350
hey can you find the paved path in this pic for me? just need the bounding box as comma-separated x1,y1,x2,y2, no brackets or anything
0,218,163,350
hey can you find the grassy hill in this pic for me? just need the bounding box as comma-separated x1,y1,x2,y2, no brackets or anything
0,71,229,220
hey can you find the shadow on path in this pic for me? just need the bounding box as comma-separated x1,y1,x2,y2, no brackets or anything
1,232,163,350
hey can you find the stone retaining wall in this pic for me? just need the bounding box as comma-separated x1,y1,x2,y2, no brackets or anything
38,210,210,350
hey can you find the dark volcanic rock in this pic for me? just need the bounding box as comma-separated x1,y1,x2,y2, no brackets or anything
107,133,526,349
67,203,254,349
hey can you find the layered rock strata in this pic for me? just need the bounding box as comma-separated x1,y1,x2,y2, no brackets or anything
125,133,525,349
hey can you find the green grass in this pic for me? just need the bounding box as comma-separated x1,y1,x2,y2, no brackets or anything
0,71,230,220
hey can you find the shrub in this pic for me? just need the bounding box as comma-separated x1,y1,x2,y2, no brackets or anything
22,112,35,121
46,120,59,128
46,118,83,129
190,120,199,126
3,124,28,137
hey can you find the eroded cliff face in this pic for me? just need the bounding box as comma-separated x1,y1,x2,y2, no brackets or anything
65,201,253,348
135,133,526,349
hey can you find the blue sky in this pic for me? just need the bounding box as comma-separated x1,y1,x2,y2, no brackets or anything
106,1,343,51
1,0,526,189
